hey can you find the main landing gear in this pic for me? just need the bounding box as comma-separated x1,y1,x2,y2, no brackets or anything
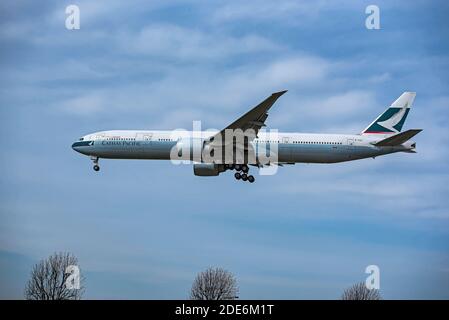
91,157,100,172
226,164,255,183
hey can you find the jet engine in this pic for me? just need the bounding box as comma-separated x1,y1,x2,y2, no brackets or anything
193,163,226,176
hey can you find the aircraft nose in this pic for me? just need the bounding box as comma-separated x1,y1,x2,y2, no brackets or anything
72,140,93,154
72,142,80,152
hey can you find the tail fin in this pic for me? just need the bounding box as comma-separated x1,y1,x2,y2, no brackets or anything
362,92,416,135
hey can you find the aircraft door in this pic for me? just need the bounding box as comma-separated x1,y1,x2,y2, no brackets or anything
346,138,355,149
344,138,356,160
135,133,153,152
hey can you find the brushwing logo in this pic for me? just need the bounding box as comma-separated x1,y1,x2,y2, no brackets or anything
365,104,410,134
376,107,408,133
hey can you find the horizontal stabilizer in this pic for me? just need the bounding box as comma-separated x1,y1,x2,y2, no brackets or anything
374,129,422,146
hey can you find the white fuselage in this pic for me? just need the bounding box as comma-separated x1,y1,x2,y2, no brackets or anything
72,130,415,164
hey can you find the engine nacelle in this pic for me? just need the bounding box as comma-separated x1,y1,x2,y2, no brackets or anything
193,163,225,176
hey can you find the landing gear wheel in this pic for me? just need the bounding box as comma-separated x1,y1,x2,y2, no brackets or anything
248,175,255,183
241,173,248,181
91,156,100,172
235,164,242,171
234,172,241,180
242,164,249,173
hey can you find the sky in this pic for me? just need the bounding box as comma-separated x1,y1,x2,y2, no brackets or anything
0,0,448,299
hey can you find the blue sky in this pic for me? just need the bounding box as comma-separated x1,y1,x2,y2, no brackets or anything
0,0,448,299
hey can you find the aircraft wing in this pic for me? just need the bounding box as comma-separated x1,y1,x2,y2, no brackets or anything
373,129,422,146
208,90,287,146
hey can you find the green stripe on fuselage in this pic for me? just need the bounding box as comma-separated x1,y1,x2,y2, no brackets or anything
72,141,94,147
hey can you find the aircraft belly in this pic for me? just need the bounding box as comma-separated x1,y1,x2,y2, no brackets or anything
277,145,292,162
291,145,346,163
87,140,384,163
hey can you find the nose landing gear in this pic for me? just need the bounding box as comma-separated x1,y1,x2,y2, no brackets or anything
91,157,100,172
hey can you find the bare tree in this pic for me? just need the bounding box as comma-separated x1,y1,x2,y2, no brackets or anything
24,252,84,300
341,282,382,300
190,267,239,300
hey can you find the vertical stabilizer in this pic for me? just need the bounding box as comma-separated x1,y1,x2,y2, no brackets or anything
362,92,415,134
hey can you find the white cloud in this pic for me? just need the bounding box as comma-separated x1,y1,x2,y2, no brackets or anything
210,0,331,24
270,90,378,131
118,24,280,61
52,54,331,121
277,169,449,219
60,93,105,115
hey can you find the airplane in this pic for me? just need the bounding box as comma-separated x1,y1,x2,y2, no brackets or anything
72,91,421,183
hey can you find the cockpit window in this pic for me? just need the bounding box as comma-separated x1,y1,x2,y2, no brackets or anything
79,137,84,141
